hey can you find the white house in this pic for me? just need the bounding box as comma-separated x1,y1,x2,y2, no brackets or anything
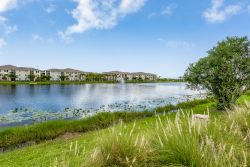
49,69,63,81
0,65,157,82
48,68,86,81
0,65,38,81
103,71,157,81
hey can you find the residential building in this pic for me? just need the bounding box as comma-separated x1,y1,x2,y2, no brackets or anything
63,68,85,81
0,65,157,82
0,65,38,81
48,68,87,81
103,71,157,81
49,69,64,81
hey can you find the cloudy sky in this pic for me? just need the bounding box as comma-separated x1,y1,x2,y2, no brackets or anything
0,0,250,77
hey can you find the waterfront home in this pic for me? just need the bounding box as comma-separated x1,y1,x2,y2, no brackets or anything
49,68,86,81
103,71,131,81
103,71,157,81
0,65,39,81
63,68,85,81
0,65,157,82
132,72,158,80
49,69,64,81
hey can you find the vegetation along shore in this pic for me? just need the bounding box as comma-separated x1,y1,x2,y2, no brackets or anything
0,78,183,85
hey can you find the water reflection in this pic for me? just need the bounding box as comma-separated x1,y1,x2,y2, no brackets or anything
0,83,205,125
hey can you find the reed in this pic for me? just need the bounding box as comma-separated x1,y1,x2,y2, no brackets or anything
80,103,250,167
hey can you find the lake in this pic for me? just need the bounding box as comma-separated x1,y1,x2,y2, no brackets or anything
0,83,204,126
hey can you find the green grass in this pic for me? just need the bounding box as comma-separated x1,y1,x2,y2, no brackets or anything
0,93,249,166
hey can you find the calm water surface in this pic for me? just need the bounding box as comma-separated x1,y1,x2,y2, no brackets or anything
0,83,204,126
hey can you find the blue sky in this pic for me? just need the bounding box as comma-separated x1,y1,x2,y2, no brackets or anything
0,0,250,78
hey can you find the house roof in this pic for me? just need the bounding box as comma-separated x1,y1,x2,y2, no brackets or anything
0,65,157,76
0,65,38,71
103,71,157,76
103,71,130,75
48,68,86,73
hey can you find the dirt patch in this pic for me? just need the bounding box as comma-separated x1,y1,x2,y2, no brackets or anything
57,132,81,140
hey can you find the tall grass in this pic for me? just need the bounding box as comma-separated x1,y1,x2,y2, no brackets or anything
78,104,250,167
85,122,150,167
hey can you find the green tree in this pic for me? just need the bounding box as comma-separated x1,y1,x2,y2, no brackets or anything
184,36,250,109
41,75,51,81
2,74,7,81
28,74,35,81
60,75,67,81
8,73,17,81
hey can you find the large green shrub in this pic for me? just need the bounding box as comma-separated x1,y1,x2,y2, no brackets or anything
184,36,250,109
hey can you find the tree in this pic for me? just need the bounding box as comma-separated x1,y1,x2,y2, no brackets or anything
8,73,17,81
60,75,67,81
2,74,7,81
41,75,51,81
184,36,250,109
28,74,35,81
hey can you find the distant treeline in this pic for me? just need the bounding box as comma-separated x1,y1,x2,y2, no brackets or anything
157,78,185,82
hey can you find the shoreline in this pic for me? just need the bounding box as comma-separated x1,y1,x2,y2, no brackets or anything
0,80,184,85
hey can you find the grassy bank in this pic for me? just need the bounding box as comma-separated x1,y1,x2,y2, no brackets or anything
0,98,212,150
0,97,249,166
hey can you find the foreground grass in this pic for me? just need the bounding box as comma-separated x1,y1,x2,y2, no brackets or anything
86,105,249,167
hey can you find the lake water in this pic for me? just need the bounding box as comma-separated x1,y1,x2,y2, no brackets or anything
0,83,204,126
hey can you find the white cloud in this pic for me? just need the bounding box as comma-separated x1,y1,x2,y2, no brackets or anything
60,0,146,40
32,34,54,44
203,0,241,23
119,0,145,14
161,4,177,16
0,38,7,48
147,12,156,18
45,3,56,14
0,0,17,13
0,16,7,23
4,25,17,35
0,16,17,35
32,34,43,41
158,38,195,49
58,31,73,43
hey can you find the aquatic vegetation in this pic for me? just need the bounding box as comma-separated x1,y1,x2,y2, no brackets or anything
0,95,205,126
